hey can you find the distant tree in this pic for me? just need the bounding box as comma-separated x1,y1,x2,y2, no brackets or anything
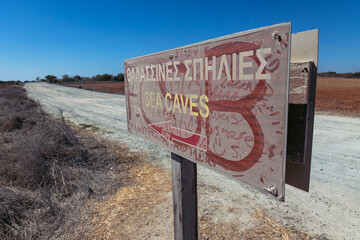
36,76,41,82
114,73,124,81
103,74,113,81
45,75,57,83
95,74,113,81
62,74,75,82
352,72,360,78
62,74,70,82
344,73,352,78
94,74,101,81
73,75,81,81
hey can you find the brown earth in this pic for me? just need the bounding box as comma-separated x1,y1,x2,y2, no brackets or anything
315,77,360,117
62,82,125,95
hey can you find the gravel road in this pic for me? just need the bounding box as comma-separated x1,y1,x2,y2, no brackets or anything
25,82,360,239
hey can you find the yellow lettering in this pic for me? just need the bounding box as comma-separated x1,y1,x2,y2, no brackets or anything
189,94,198,116
199,95,209,118
173,94,182,113
165,92,172,111
144,91,150,107
179,94,189,114
156,92,163,109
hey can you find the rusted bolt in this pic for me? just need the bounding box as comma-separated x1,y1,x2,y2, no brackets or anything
264,185,278,197
272,31,282,42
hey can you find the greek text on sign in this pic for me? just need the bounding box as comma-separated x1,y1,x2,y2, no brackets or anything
124,23,291,200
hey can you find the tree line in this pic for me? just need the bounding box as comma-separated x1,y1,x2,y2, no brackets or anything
317,71,360,78
40,73,124,83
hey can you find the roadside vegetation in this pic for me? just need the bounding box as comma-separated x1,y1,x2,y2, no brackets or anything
0,86,140,239
0,81,23,90
318,71,360,78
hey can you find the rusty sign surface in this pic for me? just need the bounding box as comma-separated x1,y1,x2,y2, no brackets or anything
124,23,291,200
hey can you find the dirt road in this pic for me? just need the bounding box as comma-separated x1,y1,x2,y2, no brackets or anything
25,82,360,239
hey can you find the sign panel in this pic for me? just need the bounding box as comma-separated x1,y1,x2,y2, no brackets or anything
124,23,291,200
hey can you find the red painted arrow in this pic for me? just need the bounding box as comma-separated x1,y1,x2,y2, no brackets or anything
149,121,207,151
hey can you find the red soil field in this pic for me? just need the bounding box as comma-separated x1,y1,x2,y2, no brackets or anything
62,82,125,95
315,77,360,117
62,77,360,117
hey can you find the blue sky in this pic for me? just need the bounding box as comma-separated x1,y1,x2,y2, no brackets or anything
0,0,359,81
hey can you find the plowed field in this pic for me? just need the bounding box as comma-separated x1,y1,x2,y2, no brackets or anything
315,77,360,116
63,82,125,94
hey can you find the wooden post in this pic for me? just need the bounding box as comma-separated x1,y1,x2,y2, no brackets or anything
171,152,198,240
286,61,317,191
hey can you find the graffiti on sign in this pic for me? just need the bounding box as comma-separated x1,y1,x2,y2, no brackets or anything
124,23,291,199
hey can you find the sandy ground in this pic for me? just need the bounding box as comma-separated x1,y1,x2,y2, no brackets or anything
25,82,360,240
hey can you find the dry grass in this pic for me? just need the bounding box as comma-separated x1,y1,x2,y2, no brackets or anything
0,83,13,90
0,82,23,90
0,86,138,239
82,162,172,240
74,159,319,240
198,207,315,240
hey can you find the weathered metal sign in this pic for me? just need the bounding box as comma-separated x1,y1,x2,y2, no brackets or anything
124,23,291,200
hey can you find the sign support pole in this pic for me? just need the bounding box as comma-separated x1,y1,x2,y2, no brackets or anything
171,152,198,240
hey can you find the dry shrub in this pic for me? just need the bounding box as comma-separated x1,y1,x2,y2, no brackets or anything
0,86,129,239
0,86,85,190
